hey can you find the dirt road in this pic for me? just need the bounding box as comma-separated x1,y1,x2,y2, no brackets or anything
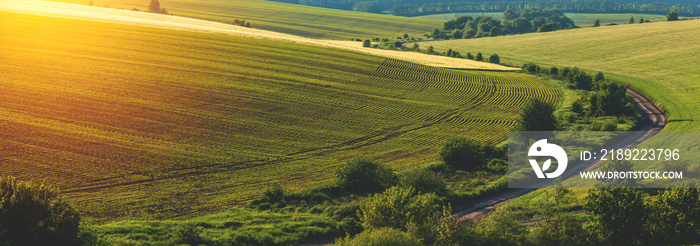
0,0,518,71
453,87,666,224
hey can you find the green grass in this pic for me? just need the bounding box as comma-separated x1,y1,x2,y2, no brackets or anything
46,0,442,40
94,207,349,245
421,19,700,132
0,12,558,222
414,12,675,27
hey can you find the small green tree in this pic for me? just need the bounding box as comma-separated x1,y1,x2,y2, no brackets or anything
432,28,441,38
0,176,82,245
466,52,474,60
488,54,500,64
594,71,605,82
573,73,593,90
403,33,409,39
446,48,453,57
549,66,558,75
666,11,678,21
362,40,371,47
475,52,483,61
411,43,420,51
488,26,498,37
335,156,396,194
517,98,557,131
593,19,600,27
427,46,434,54
629,17,635,24
537,23,554,32
438,137,486,170
639,17,645,23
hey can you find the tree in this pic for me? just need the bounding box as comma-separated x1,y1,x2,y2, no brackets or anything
648,188,700,244
488,26,498,37
466,52,474,60
586,188,648,245
666,11,678,21
517,98,557,131
148,0,167,14
362,40,371,47
629,16,635,24
573,73,593,90
594,71,605,82
475,52,483,61
335,156,396,194
438,136,487,170
403,33,409,39
639,17,645,23
427,46,434,54
432,28,441,38
0,176,82,246
593,19,600,27
451,29,462,39
446,48,453,57
549,66,558,75
488,54,500,64
411,43,420,51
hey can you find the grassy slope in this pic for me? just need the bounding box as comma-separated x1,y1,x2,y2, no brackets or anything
422,19,700,132
415,12,672,26
45,0,442,40
0,11,558,222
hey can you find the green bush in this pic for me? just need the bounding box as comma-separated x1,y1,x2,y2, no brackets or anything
398,168,447,195
438,136,487,170
332,227,421,246
488,54,500,64
0,176,82,246
517,98,558,131
335,156,397,194
357,187,442,243
173,223,206,246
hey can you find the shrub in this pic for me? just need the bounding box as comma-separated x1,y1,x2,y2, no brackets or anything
362,40,371,47
438,137,487,170
335,156,396,194
488,54,500,64
332,228,421,246
571,100,584,115
0,176,82,246
594,71,605,82
173,223,206,246
357,187,441,242
398,168,447,195
593,19,600,27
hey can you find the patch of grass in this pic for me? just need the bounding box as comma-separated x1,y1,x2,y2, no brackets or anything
47,0,442,40
1,12,558,222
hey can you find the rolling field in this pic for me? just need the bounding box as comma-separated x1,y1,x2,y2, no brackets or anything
414,12,673,26
422,19,700,132
42,0,442,40
0,12,558,222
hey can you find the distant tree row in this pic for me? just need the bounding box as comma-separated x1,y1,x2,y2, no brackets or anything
232,19,252,27
435,8,576,40
390,0,700,16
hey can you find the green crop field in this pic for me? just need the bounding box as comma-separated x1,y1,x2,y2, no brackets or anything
0,12,558,222
421,19,700,132
44,0,442,40
414,12,673,26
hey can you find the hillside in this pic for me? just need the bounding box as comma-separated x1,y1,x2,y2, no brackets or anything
42,0,442,40
0,11,557,221
422,19,700,131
